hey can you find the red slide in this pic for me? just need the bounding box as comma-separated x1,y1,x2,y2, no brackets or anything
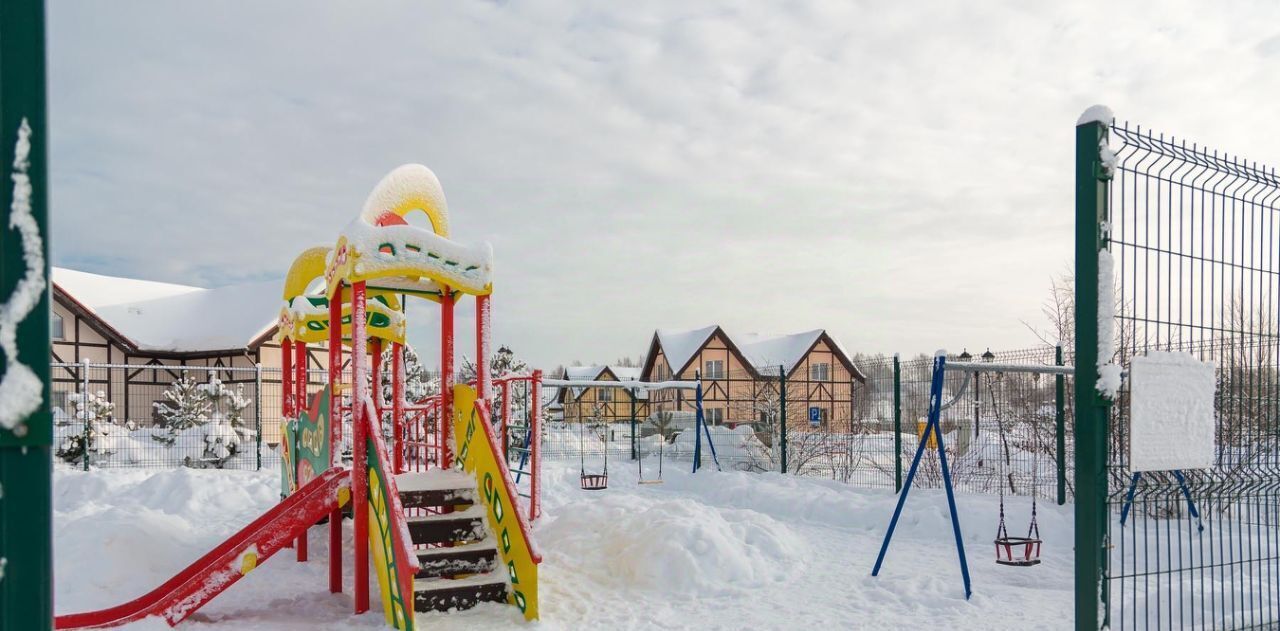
56,468,350,629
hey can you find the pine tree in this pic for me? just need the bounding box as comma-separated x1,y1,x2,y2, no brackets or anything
56,390,120,463
152,372,212,445
191,375,253,467
459,345,530,423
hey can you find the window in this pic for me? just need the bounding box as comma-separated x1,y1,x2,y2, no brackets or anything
598,387,613,402
706,407,724,424
810,362,831,381
51,312,64,340
704,359,725,379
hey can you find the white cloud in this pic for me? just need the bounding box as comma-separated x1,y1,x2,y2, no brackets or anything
47,0,1280,367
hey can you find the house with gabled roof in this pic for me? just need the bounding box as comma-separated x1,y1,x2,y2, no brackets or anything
640,325,864,432
49,267,329,444
556,365,650,426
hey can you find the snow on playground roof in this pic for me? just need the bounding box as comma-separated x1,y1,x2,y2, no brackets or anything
736,330,824,374
53,267,282,353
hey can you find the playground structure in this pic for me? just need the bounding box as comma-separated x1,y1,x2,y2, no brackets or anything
53,165,543,629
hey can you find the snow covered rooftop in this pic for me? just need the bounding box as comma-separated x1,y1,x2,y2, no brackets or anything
53,267,282,353
655,325,719,375
559,365,648,400
736,330,824,374
648,325,863,380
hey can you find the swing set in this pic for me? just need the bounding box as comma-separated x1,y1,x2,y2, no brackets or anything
540,374,711,490
872,354,1075,598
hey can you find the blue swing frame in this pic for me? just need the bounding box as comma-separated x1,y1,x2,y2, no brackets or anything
871,354,973,599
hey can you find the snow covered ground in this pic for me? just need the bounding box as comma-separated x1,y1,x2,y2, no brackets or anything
54,460,1074,629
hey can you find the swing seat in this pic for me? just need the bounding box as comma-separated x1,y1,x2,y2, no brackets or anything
580,473,608,490
994,536,1042,566
637,479,664,486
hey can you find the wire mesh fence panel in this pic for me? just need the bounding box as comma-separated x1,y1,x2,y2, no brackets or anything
864,348,1072,502
1090,119,1280,630
50,362,292,471
543,355,1072,495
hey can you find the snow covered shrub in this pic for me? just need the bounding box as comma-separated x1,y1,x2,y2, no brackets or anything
55,390,122,464
181,376,254,469
151,372,212,445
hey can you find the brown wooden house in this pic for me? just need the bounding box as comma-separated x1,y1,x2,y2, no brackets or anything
640,325,865,432
556,365,650,425
50,267,329,444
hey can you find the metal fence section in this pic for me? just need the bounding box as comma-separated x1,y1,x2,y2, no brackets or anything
1076,116,1280,629
48,362,318,471
849,348,1073,502
542,350,1071,498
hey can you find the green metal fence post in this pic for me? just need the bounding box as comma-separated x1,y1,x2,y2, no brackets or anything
629,389,637,461
0,1,53,627
779,365,787,474
81,358,90,470
1055,345,1066,506
255,363,263,471
893,354,902,493
1074,111,1112,631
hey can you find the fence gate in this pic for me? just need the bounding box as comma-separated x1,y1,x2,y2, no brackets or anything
1076,111,1280,629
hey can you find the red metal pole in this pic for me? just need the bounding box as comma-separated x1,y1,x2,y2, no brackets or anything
326,285,343,594
351,281,370,614
440,287,455,468
530,369,542,521
392,341,405,474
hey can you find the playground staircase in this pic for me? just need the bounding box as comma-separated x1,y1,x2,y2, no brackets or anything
395,470,508,613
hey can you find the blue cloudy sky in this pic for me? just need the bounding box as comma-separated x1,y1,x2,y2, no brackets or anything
47,1,1280,367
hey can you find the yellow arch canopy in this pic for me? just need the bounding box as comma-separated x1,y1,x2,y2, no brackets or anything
325,164,493,299
276,247,406,344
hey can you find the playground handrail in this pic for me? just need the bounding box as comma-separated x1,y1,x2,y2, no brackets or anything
471,401,543,563
359,396,421,603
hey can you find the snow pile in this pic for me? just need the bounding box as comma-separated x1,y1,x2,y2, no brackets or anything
539,492,804,595
55,454,1077,629
670,425,768,470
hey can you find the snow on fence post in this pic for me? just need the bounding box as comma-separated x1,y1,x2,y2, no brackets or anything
255,363,263,471
892,354,902,493
81,358,90,471
778,365,787,475
1073,106,1113,631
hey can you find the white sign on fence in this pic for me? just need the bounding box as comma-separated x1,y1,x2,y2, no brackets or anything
1128,351,1216,472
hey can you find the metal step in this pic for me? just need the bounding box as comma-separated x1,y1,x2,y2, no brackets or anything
398,487,475,511
412,573,508,613
413,542,499,579
405,506,487,546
